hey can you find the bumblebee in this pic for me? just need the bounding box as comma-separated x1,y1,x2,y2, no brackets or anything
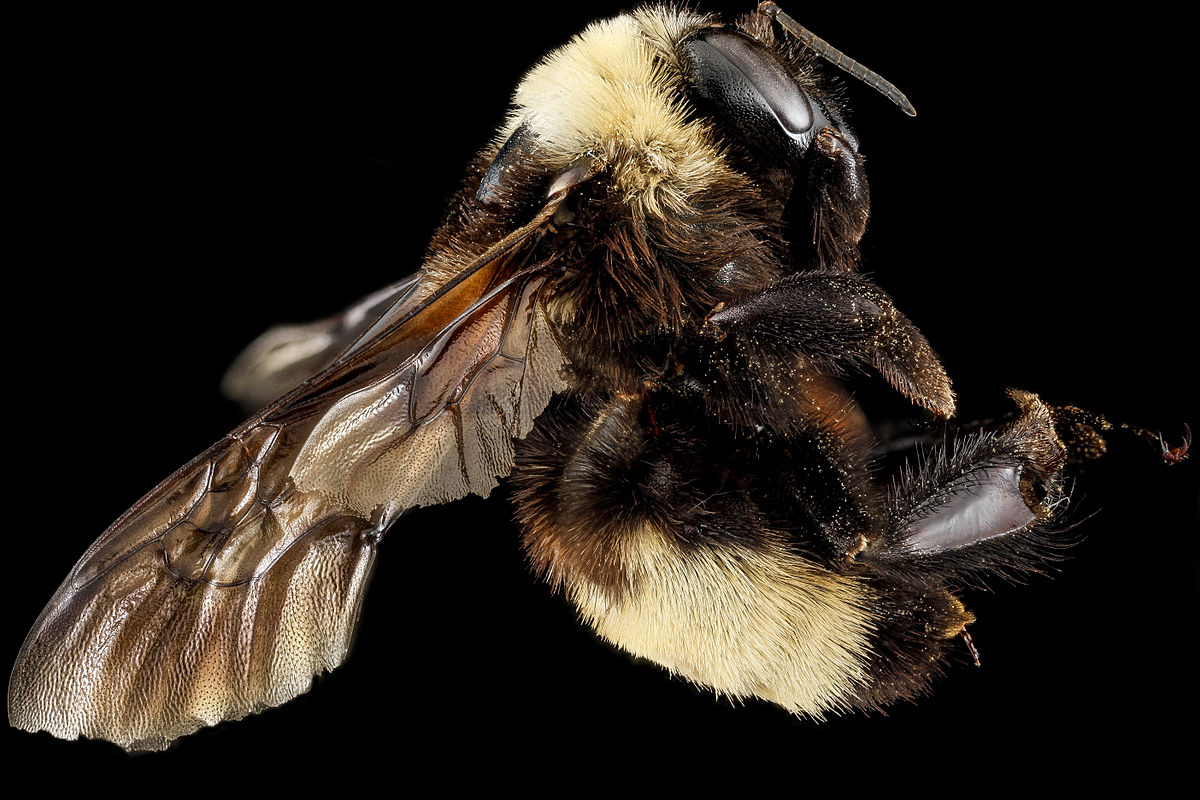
8,3,1194,763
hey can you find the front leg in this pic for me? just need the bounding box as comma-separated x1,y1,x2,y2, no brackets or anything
701,270,955,418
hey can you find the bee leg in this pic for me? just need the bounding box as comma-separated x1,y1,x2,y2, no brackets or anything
1051,405,1192,466
866,389,1069,575
1162,423,1191,464
960,629,982,667
803,389,1072,709
702,270,955,417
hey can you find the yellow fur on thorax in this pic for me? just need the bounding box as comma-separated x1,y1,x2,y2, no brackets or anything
569,522,875,718
505,8,742,219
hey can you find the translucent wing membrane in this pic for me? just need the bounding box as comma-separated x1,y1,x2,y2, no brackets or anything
221,275,422,413
291,270,568,518
8,432,378,750
9,215,569,749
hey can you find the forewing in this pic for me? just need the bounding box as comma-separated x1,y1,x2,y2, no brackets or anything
9,239,569,749
220,275,422,413
8,427,378,751
288,270,568,518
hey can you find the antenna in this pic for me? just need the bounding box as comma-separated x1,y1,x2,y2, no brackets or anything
758,2,917,117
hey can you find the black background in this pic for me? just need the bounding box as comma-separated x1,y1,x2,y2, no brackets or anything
8,2,1196,793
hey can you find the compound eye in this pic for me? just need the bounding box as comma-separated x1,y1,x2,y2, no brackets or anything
682,30,816,153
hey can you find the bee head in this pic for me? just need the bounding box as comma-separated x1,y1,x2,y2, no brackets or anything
678,19,871,269
482,8,870,274
680,27,838,167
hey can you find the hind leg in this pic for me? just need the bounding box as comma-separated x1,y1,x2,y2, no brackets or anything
513,387,1069,716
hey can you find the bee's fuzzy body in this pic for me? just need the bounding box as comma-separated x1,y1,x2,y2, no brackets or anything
417,6,1069,719
5,3,1194,789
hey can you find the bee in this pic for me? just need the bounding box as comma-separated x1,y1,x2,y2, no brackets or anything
7,1,1194,770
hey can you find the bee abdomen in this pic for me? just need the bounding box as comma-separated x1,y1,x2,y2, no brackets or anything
512,393,892,717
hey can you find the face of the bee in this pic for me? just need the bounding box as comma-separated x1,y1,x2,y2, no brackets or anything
7,1,1194,788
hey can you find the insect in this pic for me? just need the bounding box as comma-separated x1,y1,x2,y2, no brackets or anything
8,2,1193,763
